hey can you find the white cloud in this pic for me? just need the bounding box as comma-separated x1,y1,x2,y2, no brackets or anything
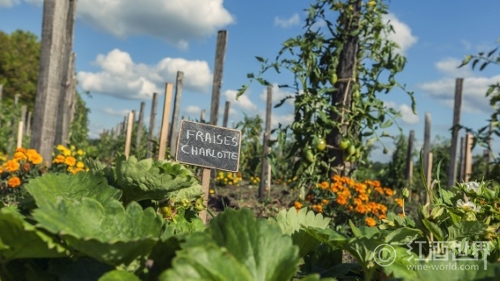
274,13,300,28
418,75,499,113
75,0,234,48
435,57,473,77
0,0,19,7
259,83,295,107
271,113,294,128
184,105,201,115
383,13,418,55
384,101,419,124
77,49,213,100
102,107,131,117
223,89,257,111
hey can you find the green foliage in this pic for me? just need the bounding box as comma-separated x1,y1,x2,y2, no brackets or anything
236,114,263,178
238,0,415,190
379,134,411,190
69,92,90,149
0,29,40,111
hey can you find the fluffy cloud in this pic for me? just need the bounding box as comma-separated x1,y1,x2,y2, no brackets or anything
76,0,234,48
418,57,497,113
259,83,296,107
384,101,419,125
77,49,213,100
383,13,418,55
271,113,294,128
223,89,257,111
0,0,19,7
275,13,300,28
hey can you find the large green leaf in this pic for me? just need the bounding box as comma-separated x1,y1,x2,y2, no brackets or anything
99,270,141,281
24,172,121,209
447,221,487,241
115,155,199,203
0,206,67,261
160,208,301,281
273,207,330,256
32,198,163,266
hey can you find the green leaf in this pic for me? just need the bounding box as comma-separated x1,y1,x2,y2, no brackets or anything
421,219,444,241
447,221,487,241
32,198,163,266
160,208,301,281
24,172,122,209
115,155,198,203
99,270,141,281
0,206,68,261
273,207,330,256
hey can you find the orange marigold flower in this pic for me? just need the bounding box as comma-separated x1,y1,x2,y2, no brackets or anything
305,194,313,202
378,214,387,220
355,204,366,214
53,155,65,164
294,201,303,210
15,147,27,154
384,188,394,197
321,199,330,205
4,159,20,173
358,193,369,201
398,213,405,218
336,195,348,205
65,156,77,167
332,174,341,182
72,167,84,174
353,197,362,206
27,149,43,165
319,181,329,189
0,166,3,173
365,217,377,227
372,180,381,187
394,198,404,207
374,186,384,195
312,204,323,213
13,151,27,161
8,176,21,188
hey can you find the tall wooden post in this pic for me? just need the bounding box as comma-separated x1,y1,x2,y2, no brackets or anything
136,101,145,156
169,71,184,157
259,86,272,200
405,130,414,187
209,30,228,126
25,111,32,136
146,92,158,159
222,101,231,128
425,153,433,205
158,83,173,160
458,136,465,182
423,113,431,174
201,30,228,224
447,78,463,188
124,112,134,159
463,133,473,182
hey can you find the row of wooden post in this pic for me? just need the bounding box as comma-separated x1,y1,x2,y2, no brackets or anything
0,87,33,152
405,78,484,204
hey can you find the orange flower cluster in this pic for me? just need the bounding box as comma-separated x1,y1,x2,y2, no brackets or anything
52,145,88,174
296,175,401,227
0,147,44,189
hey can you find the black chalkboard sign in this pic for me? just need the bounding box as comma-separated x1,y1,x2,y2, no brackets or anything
176,120,241,172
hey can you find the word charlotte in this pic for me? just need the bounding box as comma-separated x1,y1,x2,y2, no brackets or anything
179,130,238,160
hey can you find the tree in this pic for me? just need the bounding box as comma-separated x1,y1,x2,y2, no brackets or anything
239,0,415,189
379,134,410,190
30,0,76,164
0,30,40,111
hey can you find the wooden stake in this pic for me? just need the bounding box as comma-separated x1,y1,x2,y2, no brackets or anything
426,152,433,205
169,71,184,158
448,78,463,187
146,92,158,158
259,86,272,200
209,30,228,126
458,136,464,182
222,101,230,128
200,168,211,224
124,111,134,159
136,101,146,155
464,133,473,182
200,109,206,123
423,113,431,173
17,121,24,148
158,83,173,160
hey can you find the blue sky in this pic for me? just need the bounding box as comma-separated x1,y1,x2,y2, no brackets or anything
1,0,499,162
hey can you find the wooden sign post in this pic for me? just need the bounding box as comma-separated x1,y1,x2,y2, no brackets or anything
176,120,241,224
